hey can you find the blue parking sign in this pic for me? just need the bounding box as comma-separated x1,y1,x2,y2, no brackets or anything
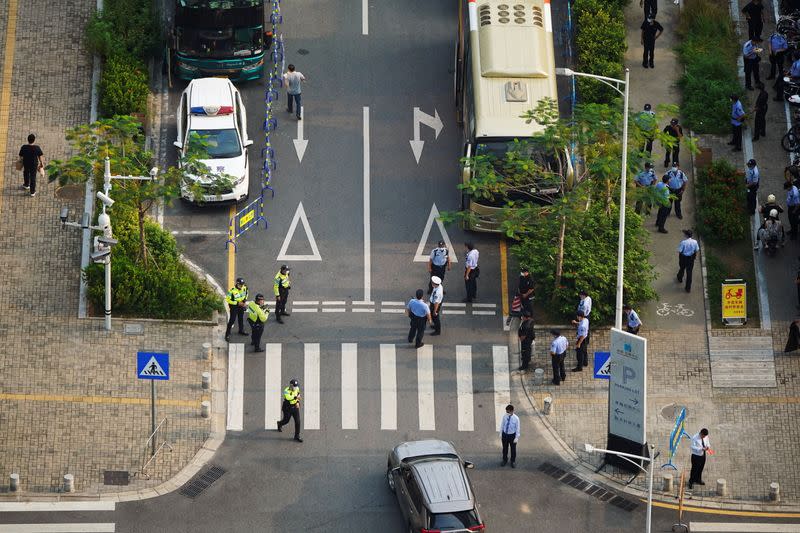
137,352,170,380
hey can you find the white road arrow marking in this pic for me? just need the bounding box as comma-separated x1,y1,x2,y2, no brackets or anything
413,203,459,263
409,107,444,164
292,107,308,162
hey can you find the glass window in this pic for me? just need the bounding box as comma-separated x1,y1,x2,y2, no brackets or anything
188,129,241,158
403,470,424,512
429,510,481,529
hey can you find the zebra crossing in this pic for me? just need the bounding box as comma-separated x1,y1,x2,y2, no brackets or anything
0,501,116,532
227,342,513,434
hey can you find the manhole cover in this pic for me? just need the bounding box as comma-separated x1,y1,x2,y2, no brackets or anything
103,471,130,486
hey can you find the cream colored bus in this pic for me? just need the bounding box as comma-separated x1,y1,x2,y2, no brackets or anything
456,0,566,232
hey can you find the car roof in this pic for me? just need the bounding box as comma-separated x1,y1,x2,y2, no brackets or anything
411,459,474,514
187,77,236,109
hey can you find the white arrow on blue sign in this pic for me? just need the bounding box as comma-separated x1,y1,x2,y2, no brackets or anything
137,351,170,380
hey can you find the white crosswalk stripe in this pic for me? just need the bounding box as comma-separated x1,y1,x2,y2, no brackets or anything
0,502,117,532
250,343,510,434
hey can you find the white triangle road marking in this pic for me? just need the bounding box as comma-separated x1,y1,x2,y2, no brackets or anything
276,202,322,261
413,203,459,263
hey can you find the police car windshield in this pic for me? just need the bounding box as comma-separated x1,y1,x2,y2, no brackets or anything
189,129,242,159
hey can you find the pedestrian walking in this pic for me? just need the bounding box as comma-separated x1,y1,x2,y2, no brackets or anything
517,310,535,372
499,404,520,468
767,31,788,80
655,175,671,233
623,304,642,335
663,118,683,168
576,290,592,318
18,134,44,197
785,320,800,352
549,328,568,385
640,0,657,19
641,17,664,69
785,180,800,239
273,265,291,323
276,378,303,442
752,83,768,141
225,277,248,341
745,159,760,215
729,94,746,152
666,163,688,219
786,158,800,188
677,230,699,293
463,242,480,303
635,162,657,215
247,294,270,352
427,240,451,294
571,310,589,372
688,428,711,489
518,266,534,315
283,64,306,120
742,0,765,41
743,38,763,90
636,104,657,155
406,289,431,348
430,276,444,336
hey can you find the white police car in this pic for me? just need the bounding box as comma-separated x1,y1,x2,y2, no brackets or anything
175,77,252,203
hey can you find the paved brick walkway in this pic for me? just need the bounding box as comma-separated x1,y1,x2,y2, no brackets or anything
0,0,218,494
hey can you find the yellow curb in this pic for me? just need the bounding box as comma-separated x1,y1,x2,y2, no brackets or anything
0,0,18,213
646,499,800,518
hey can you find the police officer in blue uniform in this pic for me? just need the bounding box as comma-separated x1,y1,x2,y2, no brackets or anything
635,162,657,215
427,240,450,294
655,175,672,234
666,163,688,220
743,37,763,90
767,31,788,80
677,230,700,293
745,159,760,215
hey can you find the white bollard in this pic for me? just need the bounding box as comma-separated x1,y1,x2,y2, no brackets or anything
716,478,727,497
63,474,74,493
533,368,544,385
203,342,213,360
662,473,673,493
201,400,211,418
9,473,19,492
770,482,780,502
543,396,553,415
202,371,211,390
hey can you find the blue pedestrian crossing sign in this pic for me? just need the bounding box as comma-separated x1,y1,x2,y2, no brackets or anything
137,351,170,380
593,351,611,380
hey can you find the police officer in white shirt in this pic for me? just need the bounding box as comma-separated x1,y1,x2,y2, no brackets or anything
677,229,700,293
429,276,444,335
689,428,711,489
571,310,590,371
549,328,569,385
463,242,480,303
499,404,521,468
576,290,592,318
428,240,450,294
623,304,642,334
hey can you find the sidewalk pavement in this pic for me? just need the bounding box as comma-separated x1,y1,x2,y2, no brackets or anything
0,0,224,496
514,0,800,508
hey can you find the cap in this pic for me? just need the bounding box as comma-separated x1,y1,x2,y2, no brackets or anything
643,103,652,111
235,277,245,285
747,159,756,166
670,118,679,125
255,293,264,300
768,194,776,203
579,289,588,296
550,328,561,336
623,303,632,310
430,275,442,285
683,229,693,237
437,240,445,247
289,378,299,387
644,162,653,169
770,209,779,218
520,265,529,272
280,264,289,271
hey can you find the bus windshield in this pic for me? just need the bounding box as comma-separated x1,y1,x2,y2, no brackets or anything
177,26,262,58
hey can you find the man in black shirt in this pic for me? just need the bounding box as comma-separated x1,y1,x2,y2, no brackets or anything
641,18,664,69
18,134,43,197
517,311,535,372
742,0,765,41
753,82,769,141
786,158,800,188
517,266,533,315
663,118,683,168
640,0,657,19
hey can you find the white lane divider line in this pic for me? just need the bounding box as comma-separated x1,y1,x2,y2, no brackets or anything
341,343,358,429
226,343,244,431
292,300,320,305
322,301,346,305
291,309,319,313
456,345,474,432
381,309,406,314
493,345,511,432
0,525,116,532
380,344,397,430
446,310,466,315
304,343,321,430
265,343,282,430
322,308,346,313
0,502,115,512
362,106,372,302
473,311,497,316
352,308,375,313
382,301,406,306
417,344,436,431
472,303,497,308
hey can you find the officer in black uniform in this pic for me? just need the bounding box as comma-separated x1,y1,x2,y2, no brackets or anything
517,311,535,372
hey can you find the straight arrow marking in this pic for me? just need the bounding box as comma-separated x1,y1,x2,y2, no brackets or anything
293,107,308,162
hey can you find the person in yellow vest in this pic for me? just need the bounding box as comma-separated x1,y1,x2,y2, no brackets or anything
276,378,302,442
247,293,270,352
273,265,291,323
225,277,248,341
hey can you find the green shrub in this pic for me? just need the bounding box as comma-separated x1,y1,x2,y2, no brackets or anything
573,0,627,104
99,54,149,117
85,0,161,61
695,160,748,243
84,207,223,320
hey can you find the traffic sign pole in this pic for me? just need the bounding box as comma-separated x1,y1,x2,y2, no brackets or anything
151,380,156,457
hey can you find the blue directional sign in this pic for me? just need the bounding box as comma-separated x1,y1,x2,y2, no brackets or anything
137,351,170,380
593,351,611,380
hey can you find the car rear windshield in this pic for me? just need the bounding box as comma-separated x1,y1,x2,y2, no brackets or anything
190,129,241,159
429,509,481,529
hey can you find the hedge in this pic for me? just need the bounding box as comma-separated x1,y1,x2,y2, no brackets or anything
85,0,160,61
695,159,748,243
99,54,149,117
573,0,628,104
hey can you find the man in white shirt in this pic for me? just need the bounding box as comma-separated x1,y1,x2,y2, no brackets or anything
428,240,451,294
689,428,711,489
623,304,642,334
677,229,700,293
283,64,306,120
576,290,592,318
463,242,480,303
549,328,569,385
499,404,521,468
571,310,590,372
429,276,444,336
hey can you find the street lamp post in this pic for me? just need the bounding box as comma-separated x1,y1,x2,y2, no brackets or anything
555,68,631,329
585,442,655,533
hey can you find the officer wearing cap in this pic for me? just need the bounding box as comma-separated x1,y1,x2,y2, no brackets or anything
743,37,763,90
666,162,688,219
640,17,663,69
745,159,760,215
517,311,535,372
273,265,291,324
636,103,657,155
247,293,270,352
428,240,451,294
225,277,248,341
277,378,303,442
635,162,657,215
663,118,683,168
549,328,568,385
655,174,671,234
677,229,700,293
430,276,444,336
518,266,534,315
